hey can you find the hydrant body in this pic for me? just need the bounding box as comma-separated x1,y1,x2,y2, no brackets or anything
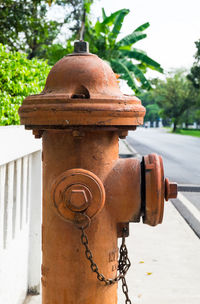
19,42,177,304
42,131,141,304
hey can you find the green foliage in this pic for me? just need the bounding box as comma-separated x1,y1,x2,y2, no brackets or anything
153,71,199,131
187,39,200,89
146,103,160,122
0,44,51,125
172,129,200,137
40,41,73,65
0,0,60,58
137,88,161,123
84,0,93,13
85,8,163,93
138,71,200,129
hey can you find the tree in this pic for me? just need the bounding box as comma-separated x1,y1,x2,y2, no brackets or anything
187,40,200,89
137,90,161,124
0,1,60,58
187,39,200,128
84,8,163,93
0,0,91,59
154,71,198,132
0,44,50,125
146,104,160,126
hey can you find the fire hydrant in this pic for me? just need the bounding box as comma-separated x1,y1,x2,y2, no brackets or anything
19,41,177,304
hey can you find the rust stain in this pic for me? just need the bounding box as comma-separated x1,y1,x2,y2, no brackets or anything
109,249,118,262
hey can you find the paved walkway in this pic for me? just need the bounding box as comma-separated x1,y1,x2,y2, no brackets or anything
25,140,200,304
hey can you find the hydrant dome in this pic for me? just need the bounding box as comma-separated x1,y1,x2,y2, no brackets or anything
19,52,146,128
44,53,123,99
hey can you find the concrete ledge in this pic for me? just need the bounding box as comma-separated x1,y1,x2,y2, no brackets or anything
0,126,41,166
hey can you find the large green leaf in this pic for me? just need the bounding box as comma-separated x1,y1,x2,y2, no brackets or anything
136,62,148,73
120,49,163,72
102,9,128,26
109,9,129,40
119,45,132,51
110,58,137,91
120,46,147,54
118,31,147,46
95,20,107,35
123,59,151,89
102,8,107,20
134,22,150,32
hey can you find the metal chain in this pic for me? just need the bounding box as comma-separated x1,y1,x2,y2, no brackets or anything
79,225,132,304
121,276,132,304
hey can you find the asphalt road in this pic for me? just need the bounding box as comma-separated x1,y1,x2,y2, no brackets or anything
126,127,200,237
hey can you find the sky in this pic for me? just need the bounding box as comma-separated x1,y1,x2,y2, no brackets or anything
91,0,200,73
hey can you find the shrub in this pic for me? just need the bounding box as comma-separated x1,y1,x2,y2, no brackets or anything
0,44,51,125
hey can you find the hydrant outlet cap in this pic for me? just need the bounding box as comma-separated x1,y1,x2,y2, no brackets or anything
19,44,146,129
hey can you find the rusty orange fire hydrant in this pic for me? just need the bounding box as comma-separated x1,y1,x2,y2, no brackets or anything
19,41,177,304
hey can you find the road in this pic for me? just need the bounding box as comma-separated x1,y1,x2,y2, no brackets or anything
126,127,200,237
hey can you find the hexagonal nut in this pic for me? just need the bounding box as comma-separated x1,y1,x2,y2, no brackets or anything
69,189,88,210
63,185,92,212
165,178,178,201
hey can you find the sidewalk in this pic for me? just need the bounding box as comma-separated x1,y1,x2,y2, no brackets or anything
25,141,200,304
119,201,200,304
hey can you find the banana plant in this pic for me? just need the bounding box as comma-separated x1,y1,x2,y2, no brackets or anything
85,8,163,93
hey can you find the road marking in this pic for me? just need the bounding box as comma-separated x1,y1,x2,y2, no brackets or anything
178,192,200,222
178,184,200,192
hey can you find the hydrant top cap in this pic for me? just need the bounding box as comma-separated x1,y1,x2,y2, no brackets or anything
43,52,123,99
19,48,146,128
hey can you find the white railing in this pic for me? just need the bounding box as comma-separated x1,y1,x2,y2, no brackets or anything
0,126,42,304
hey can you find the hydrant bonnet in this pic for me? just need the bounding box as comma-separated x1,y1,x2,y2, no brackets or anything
19,42,146,129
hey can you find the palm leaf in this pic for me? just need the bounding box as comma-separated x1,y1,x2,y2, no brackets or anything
129,47,147,55
120,49,163,72
102,9,127,26
134,22,150,32
119,45,132,51
109,9,129,40
110,58,137,92
123,59,151,89
137,63,148,73
118,31,147,46
95,20,106,35
102,8,107,20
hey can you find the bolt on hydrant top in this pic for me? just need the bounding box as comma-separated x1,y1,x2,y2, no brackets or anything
19,41,146,129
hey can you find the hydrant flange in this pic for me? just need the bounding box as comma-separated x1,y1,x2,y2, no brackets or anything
142,154,178,226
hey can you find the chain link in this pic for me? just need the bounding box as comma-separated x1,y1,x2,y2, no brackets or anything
121,277,132,304
79,225,132,303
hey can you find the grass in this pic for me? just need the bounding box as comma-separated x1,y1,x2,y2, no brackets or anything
173,128,200,137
